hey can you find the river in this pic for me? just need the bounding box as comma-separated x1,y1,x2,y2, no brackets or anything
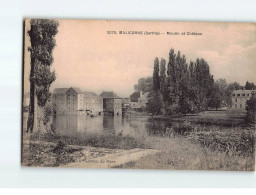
52,114,180,138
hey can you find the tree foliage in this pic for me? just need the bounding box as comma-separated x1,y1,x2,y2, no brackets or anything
27,19,59,133
159,58,168,108
245,81,256,90
134,76,153,93
148,48,215,115
245,92,256,124
146,91,164,115
130,91,140,102
153,57,160,91
208,79,228,110
133,47,255,117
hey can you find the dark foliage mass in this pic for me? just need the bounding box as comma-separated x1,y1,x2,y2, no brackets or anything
131,47,255,118
245,81,256,90
148,48,215,115
27,19,59,133
130,91,140,102
245,92,256,124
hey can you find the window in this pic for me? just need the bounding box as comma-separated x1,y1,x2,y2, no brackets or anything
235,104,237,108
240,104,242,108
242,94,245,96
235,99,237,102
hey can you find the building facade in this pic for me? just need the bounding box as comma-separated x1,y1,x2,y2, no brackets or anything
52,87,103,115
52,88,69,112
122,97,131,108
137,91,149,108
100,91,122,115
130,101,140,109
83,91,103,115
231,90,255,110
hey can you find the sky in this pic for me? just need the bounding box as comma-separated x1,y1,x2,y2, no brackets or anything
24,19,256,97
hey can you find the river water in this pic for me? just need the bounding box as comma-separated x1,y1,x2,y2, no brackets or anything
52,114,179,138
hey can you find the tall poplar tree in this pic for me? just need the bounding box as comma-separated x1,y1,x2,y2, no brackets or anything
160,58,167,94
27,19,59,133
160,58,168,113
147,57,163,115
166,48,176,112
193,58,214,111
153,57,160,91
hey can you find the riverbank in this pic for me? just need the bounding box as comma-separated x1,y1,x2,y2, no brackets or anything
115,132,255,171
22,110,255,170
22,131,148,167
22,140,126,167
22,125,255,170
148,110,246,127
115,118,255,171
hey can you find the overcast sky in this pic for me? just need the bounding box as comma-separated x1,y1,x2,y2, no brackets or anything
24,20,256,97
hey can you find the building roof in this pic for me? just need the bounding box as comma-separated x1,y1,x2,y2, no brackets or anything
83,91,98,98
53,88,69,94
72,87,82,94
53,87,82,94
100,91,121,99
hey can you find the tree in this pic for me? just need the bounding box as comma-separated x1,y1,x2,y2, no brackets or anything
245,92,256,124
159,58,168,106
192,58,214,111
146,91,164,115
134,76,153,93
176,54,191,115
245,81,256,90
130,91,140,102
215,79,228,108
208,82,223,110
153,57,160,91
27,19,59,133
144,48,216,115
166,48,176,113
178,78,192,115
159,58,166,92
228,82,243,91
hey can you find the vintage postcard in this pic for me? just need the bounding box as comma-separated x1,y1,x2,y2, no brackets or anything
22,19,256,171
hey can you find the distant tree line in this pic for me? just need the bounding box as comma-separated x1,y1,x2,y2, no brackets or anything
131,48,256,116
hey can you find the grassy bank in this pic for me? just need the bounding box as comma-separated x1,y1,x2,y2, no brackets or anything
22,141,84,167
115,120,255,171
186,127,255,157
149,110,245,127
116,131,255,171
29,131,146,150
23,131,146,167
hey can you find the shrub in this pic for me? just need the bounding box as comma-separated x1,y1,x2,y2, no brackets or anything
245,93,256,124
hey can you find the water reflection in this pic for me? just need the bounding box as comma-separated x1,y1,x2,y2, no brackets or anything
24,113,189,138
53,114,153,138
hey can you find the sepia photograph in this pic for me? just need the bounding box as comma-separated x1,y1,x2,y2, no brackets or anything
22,19,256,171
